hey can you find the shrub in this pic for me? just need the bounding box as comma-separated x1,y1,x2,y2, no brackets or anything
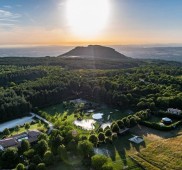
28,163,36,170
89,134,98,146
102,163,114,170
140,120,182,131
16,163,25,170
111,124,119,133
105,137,112,144
98,132,105,142
36,163,46,170
116,120,124,128
105,129,112,137
78,140,94,158
43,151,54,166
80,135,87,141
91,154,108,170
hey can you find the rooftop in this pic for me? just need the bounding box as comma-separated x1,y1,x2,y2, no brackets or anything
129,136,144,144
0,130,41,149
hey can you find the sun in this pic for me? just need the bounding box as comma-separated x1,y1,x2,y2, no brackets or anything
66,0,110,38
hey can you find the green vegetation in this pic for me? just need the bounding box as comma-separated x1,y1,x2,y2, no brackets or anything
0,58,182,169
131,135,182,170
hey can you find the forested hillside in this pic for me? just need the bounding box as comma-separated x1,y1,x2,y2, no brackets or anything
0,62,182,122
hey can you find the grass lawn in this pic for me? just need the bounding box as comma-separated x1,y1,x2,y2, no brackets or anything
96,134,145,170
0,122,47,139
95,106,133,122
50,134,143,170
42,103,69,115
50,153,87,170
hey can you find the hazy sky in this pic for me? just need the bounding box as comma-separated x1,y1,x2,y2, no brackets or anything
0,0,182,46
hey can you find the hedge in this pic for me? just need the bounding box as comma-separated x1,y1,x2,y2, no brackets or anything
140,120,182,131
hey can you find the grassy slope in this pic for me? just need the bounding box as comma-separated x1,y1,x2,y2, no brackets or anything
131,135,182,170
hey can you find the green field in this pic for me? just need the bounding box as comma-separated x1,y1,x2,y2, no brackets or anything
40,103,143,170
41,102,133,121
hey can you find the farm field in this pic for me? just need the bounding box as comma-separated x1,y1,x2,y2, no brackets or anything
131,134,182,170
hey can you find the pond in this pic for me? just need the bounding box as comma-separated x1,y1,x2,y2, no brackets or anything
0,115,34,132
74,119,96,130
94,148,111,157
92,113,104,120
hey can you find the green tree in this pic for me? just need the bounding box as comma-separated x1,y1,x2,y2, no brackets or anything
111,123,119,133
89,134,98,146
78,140,94,158
16,163,25,170
98,132,105,142
102,163,113,170
36,139,48,156
15,125,20,134
105,129,112,137
21,140,30,152
24,149,35,160
28,163,36,170
116,120,124,129
25,123,30,130
43,151,54,166
1,147,19,169
3,128,10,136
36,163,46,170
32,154,42,165
58,144,67,161
91,154,108,170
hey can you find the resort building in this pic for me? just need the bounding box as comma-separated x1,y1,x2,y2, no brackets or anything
0,130,41,150
167,108,182,115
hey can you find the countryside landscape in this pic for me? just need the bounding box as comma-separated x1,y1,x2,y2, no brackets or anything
0,0,182,170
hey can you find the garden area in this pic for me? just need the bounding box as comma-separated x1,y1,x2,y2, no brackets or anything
0,121,47,139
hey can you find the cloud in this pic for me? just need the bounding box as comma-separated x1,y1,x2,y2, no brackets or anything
3,5,12,9
0,9,21,28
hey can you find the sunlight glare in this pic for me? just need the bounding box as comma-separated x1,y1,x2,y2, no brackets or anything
66,0,110,38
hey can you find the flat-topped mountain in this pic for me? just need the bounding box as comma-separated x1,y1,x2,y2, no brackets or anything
59,45,130,60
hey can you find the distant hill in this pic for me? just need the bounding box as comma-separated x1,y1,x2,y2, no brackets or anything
59,45,130,60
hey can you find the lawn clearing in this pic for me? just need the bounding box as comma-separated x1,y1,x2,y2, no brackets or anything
92,106,133,122
41,103,68,115
95,134,144,170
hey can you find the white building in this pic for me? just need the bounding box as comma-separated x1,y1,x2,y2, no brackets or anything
129,136,144,144
167,108,182,115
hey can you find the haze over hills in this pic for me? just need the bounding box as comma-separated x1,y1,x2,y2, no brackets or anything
0,45,182,62
59,45,130,60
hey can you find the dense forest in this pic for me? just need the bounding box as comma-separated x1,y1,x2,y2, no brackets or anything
0,59,182,122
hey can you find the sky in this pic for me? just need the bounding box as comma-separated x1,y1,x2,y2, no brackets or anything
0,0,182,46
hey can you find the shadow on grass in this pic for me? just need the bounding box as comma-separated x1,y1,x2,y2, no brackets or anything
99,133,146,166
130,124,182,140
